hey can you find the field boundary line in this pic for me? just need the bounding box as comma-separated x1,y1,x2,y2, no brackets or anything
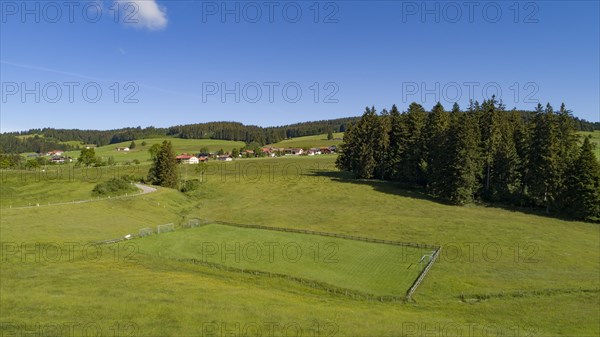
405,246,441,300
178,257,405,302
210,220,441,300
212,220,440,250
94,218,442,301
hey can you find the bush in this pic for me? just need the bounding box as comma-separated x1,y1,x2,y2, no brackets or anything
92,178,138,196
180,179,201,192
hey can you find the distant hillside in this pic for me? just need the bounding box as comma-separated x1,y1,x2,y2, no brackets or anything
63,138,245,164
267,133,345,149
1,108,598,154
0,117,359,153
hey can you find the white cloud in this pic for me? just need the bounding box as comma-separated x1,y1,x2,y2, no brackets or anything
117,0,168,31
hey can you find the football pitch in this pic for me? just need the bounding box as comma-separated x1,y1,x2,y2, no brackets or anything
136,223,437,298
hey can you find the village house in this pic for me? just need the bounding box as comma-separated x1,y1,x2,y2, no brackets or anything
197,153,210,162
46,150,64,156
217,155,233,161
241,150,255,157
116,147,130,152
261,147,278,157
307,148,322,156
50,156,72,164
285,148,304,156
176,154,199,164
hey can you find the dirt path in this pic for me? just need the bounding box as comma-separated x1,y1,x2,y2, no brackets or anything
135,183,157,194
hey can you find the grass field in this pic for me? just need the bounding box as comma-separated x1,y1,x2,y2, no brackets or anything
63,137,245,164
136,223,433,297
581,130,600,159
1,155,598,336
0,165,145,208
267,133,344,148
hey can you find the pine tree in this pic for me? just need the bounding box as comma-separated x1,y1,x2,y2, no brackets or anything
129,140,136,149
424,102,450,195
397,103,428,186
560,137,600,220
479,96,502,197
556,103,580,193
528,103,560,213
384,105,404,180
490,115,522,202
355,107,382,179
327,129,334,140
439,113,480,204
336,123,358,172
147,140,179,188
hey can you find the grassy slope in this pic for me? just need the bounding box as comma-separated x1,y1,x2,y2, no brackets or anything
0,165,147,208
267,133,344,148
0,156,598,336
63,138,245,164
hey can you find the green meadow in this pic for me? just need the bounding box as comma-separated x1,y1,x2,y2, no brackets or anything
136,223,432,296
0,148,598,336
63,137,245,164
267,132,344,148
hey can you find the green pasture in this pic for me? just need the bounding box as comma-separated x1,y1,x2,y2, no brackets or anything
0,155,598,336
136,223,433,296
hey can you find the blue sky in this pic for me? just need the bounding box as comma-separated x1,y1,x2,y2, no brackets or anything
1,0,599,132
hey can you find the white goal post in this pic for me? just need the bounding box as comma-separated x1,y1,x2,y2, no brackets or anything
139,227,154,237
183,219,201,228
157,223,175,234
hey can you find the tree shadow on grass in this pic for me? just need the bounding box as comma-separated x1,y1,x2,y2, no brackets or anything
303,168,597,223
302,168,453,206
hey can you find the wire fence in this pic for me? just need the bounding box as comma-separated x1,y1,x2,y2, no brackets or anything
94,218,441,301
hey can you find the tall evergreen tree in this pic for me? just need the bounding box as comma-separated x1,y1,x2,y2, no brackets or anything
424,102,450,195
556,103,580,192
384,105,404,180
560,137,600,220
490,114,522,202
397,103,428,186
147,140,179,188
439,113,480,204
336,123,358,173
479,96,502,197
528,103,561,213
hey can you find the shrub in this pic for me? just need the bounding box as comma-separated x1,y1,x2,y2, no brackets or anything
180,179,201,192
92,178,137,196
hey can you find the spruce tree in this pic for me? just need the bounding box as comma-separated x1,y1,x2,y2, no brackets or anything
490,115,522,202
354,107,383,179
147,140,179,188
397,103,427,186
384,105,404,180
440,112,480,204
327,129,334,140
560,137,600,220
336,123,358,172
528,103,560,213
424,102,450,195
556,103,580,193
479,96,502,197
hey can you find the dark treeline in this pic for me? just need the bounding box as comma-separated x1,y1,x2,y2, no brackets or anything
0,134,76,154
336,99,600,221
166,117,356,144
1,113,598,155
0,117,358,153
